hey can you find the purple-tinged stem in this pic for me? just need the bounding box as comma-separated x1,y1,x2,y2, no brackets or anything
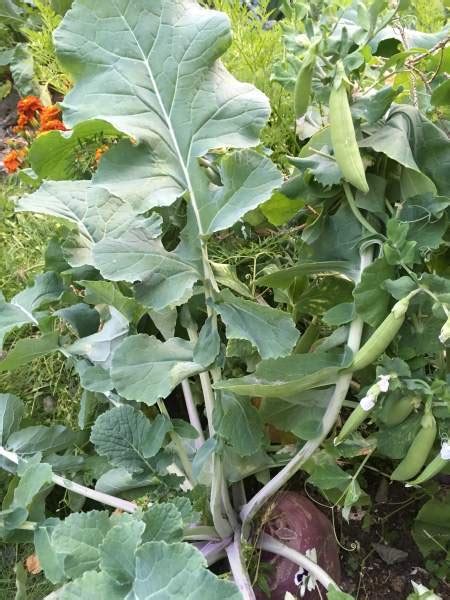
195,537,232,566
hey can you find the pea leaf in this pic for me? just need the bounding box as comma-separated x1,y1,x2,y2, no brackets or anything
215,349,351,398
353,257,395,327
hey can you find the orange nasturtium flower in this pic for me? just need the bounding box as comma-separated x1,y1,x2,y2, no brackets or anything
39,105,67,132
95,144,109,163
3,148,27,173
17,95,43,121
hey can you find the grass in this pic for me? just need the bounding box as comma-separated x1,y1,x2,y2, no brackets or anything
213,0,297,170
0,178,78,599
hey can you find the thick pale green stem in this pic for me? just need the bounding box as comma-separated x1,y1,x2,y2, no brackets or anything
0,446,137,513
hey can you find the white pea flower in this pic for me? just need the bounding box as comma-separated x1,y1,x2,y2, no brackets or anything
360,393,376,411
440,442,450,461
377,374,391,393
293,549,318,597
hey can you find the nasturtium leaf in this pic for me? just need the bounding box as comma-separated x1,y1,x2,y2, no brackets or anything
131,541,241,599
111,334,204,404
51,510,112,579
29,120,119,180
66,307,129,368
214,290,299,359
141,503,184,543
0,393,24,445
0,333,60,373
90,405,170,473
54,0,271,232
81,280,145,323
94,227,200,311
216,392,265,456
193,317,221,367
99,516,145,584
216,349,351,398
353,257,395,327
260,192,305,226
52,570,127,600
431,78,450,107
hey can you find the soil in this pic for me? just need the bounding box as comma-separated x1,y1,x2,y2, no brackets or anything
300,476,450,600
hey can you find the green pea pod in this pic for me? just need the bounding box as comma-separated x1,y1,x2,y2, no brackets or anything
391,413,437,481
329,62,369,193
351,295,411,372
334,404,371,445
407,451,448,486
379,392,419,427
294,48,317,119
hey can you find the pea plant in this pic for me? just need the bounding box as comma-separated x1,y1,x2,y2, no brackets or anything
0,0,449,598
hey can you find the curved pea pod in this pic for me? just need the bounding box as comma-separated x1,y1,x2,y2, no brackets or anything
294,48,317,119
329,62,369,193
379,392,420,427
334,404,371,445
406,448,449,486
350,295,412,372
391,413,437,481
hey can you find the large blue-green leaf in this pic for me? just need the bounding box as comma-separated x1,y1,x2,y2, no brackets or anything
0,272,64,348
66,307,129,368
17,183,154,267
93,227,200,311
110,334,204,404
0,394,24,445
131,542,241,599
54,0,273,224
